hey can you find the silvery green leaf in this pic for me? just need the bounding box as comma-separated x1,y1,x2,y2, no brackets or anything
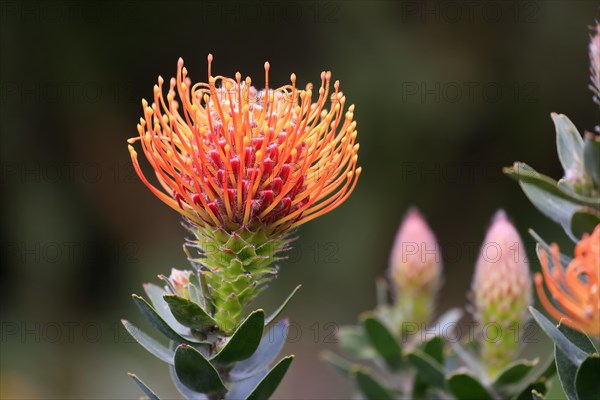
132,294,190,344
174,344,227,394
230,319,289,381
143,283,189,333
575,355,600,400
552,113,584,175
246,356,294,400
128,373,161,400
169,364,208,400
122,319,173,365
264,285,301,326
211,310,265,365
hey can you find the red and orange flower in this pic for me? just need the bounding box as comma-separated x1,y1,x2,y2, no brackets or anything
128,55,360,234
535,224,600,337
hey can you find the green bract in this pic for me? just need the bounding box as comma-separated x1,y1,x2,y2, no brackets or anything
185,225,292,334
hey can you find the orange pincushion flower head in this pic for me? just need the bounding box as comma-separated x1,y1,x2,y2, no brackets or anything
128,55,360,235
535,224,600,337
127,56,360,333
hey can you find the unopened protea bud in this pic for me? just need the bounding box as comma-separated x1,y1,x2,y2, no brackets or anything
168,268,192,299
128,56,360,334
388,208,442,326
471,210,532,377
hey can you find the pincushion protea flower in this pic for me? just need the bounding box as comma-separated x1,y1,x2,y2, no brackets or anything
534,224,600,337
471,211,532,377
388,208,442,326
128,55,360,333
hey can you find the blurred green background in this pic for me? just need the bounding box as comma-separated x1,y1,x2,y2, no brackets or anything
1,1,597,398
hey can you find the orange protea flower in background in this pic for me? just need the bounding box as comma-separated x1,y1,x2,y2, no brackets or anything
534,224,600,337
127,55,360,333
128,55,360,235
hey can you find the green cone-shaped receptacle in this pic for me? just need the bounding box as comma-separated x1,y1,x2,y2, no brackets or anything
186,225,289,335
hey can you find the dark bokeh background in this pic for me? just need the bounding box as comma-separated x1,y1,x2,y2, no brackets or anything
1,1,597,398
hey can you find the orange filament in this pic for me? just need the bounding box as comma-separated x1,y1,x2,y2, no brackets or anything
128,55,360,234
534,225,600,337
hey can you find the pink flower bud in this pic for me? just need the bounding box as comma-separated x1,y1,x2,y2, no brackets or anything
169,268,192,299
471,210,532,376
388,208,442,325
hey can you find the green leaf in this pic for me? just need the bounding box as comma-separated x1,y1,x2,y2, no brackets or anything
128,372,161,400
494,358,539,386
504,162,599,240
433,308,464,337
554,322,597,400
555,351,577,400
529,307,587,365
168,364,208,400
512,382,549,400
412,338,444,395
132,294,190,344
264,285,301,326
188,272,206,310
246,355,294,400
353,368,395,400
557,322,597,354
337,325,376,359
411,376,428,399
230,320,289,381
552,113,584,175
447,370,494,400
174,344,226,394
211,310,265,365
321,350,354,378
531,388,546,400
407,349,445,388
225,369,267,400
163,294,217,331
449,341,482,373
422,336,444,364
121,320,173,364
583,131,600,187
507,164,579,239
537,355,558,381
570,208,600,239
504,162,599,207
143,283,188,333
575,355,600,400
510,355,555,400
361,315,402,371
